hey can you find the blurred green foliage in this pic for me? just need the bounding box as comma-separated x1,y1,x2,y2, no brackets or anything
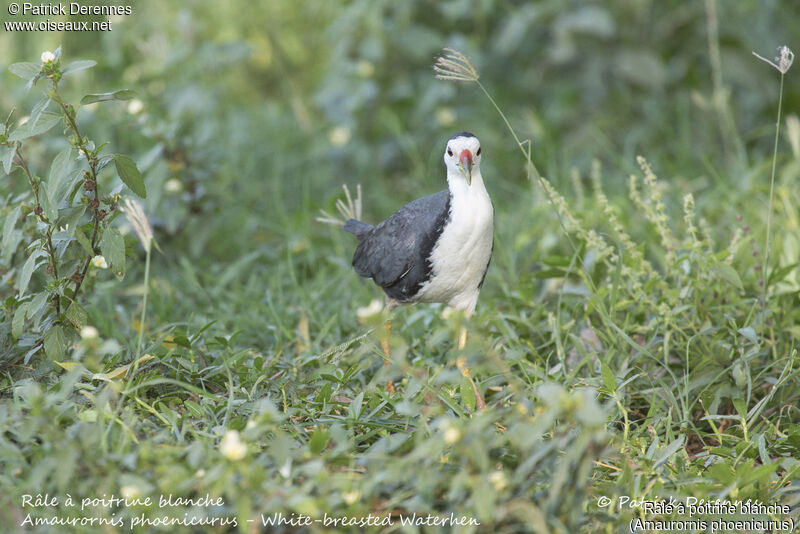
2,1,800,532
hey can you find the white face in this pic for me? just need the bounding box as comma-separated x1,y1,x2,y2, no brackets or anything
443,135,482,180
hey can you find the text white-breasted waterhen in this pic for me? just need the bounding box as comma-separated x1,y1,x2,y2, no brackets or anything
343,132,493,409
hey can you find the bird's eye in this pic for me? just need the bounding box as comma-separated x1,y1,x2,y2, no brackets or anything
476,147,481,156
447,148,453,157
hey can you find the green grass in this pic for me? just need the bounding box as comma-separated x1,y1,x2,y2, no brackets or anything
2,2,800,533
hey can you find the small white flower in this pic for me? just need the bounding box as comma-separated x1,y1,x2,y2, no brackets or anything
91,255,108,269
356,299,383,321
80,326,99,339
41,51,56,63
443,423,461,444
328,126,351,147
120,485,140,499
343,490,361,505
195,469,206,478
126,99,144,115
488,470,508,491
356,60,374,78
164,178,183,192
246,420,257,429
219,430,246,461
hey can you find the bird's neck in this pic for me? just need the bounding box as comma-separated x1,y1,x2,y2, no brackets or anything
446,169,488,202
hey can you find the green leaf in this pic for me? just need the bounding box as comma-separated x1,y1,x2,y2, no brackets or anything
12,302,28,338
44,325,68,360
74,227,94,256
715,263,743,291
600,359,616,394
81,90,137,105
47,148,74,202
17,249,46,296
62,60,96,76
55,361,82,371
348,392,364,419
654,436,685,469
65,302,88,330
113,155,146,198
733,397,748,419
460,376,477,411
8,112,62,142
100,227,126,278
38,182,57,223
1,144,16,175
8,62,40,81
309,428,329,454
2,206,21,262
768,262,798,287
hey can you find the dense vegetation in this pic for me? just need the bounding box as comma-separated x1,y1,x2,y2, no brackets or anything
1,1,799,532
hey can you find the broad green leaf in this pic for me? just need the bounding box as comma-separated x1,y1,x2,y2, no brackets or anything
184,399,203,417
600,359,616,394
768,262,798,286
29,98,51,126
44,325,68,360
39,182,57,222
17,249,46,296
733,397,748,419
1,144,16,175
737,327,758,345
715,263,743,291
707,462,735,484
47,148,74,201
65,302,88,329
81,90,137,105
12,302,28,338
654,436,685,469
74,227,94,256
8,112,62,142
27,291,50,330
460,376,477,411
2,206,21,261
62,60,96,76
8,62,40,80
100,227,126,278
348,391,364,419
309,429,329,454
114,155,146,198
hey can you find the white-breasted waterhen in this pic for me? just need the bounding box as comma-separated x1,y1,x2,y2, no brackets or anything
343,132,493,409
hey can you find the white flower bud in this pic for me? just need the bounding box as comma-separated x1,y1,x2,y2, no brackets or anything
219,430,246,460
91,255,108,269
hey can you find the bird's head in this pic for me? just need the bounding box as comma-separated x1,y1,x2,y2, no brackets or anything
444,132,481,186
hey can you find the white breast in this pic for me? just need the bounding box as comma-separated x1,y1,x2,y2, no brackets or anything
416,175,493,315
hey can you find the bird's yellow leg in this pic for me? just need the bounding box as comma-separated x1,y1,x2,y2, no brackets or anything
456,324,487,410
382,318,395,394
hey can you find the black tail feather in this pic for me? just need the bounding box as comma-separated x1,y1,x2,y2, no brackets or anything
343,219,372,239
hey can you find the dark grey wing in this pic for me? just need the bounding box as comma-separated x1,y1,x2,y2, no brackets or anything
351,190,451,302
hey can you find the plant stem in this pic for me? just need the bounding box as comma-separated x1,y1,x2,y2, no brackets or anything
137,246,151,358
761,72,784,305
50,80,103,303
476,80,542,180
10,147,61,314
